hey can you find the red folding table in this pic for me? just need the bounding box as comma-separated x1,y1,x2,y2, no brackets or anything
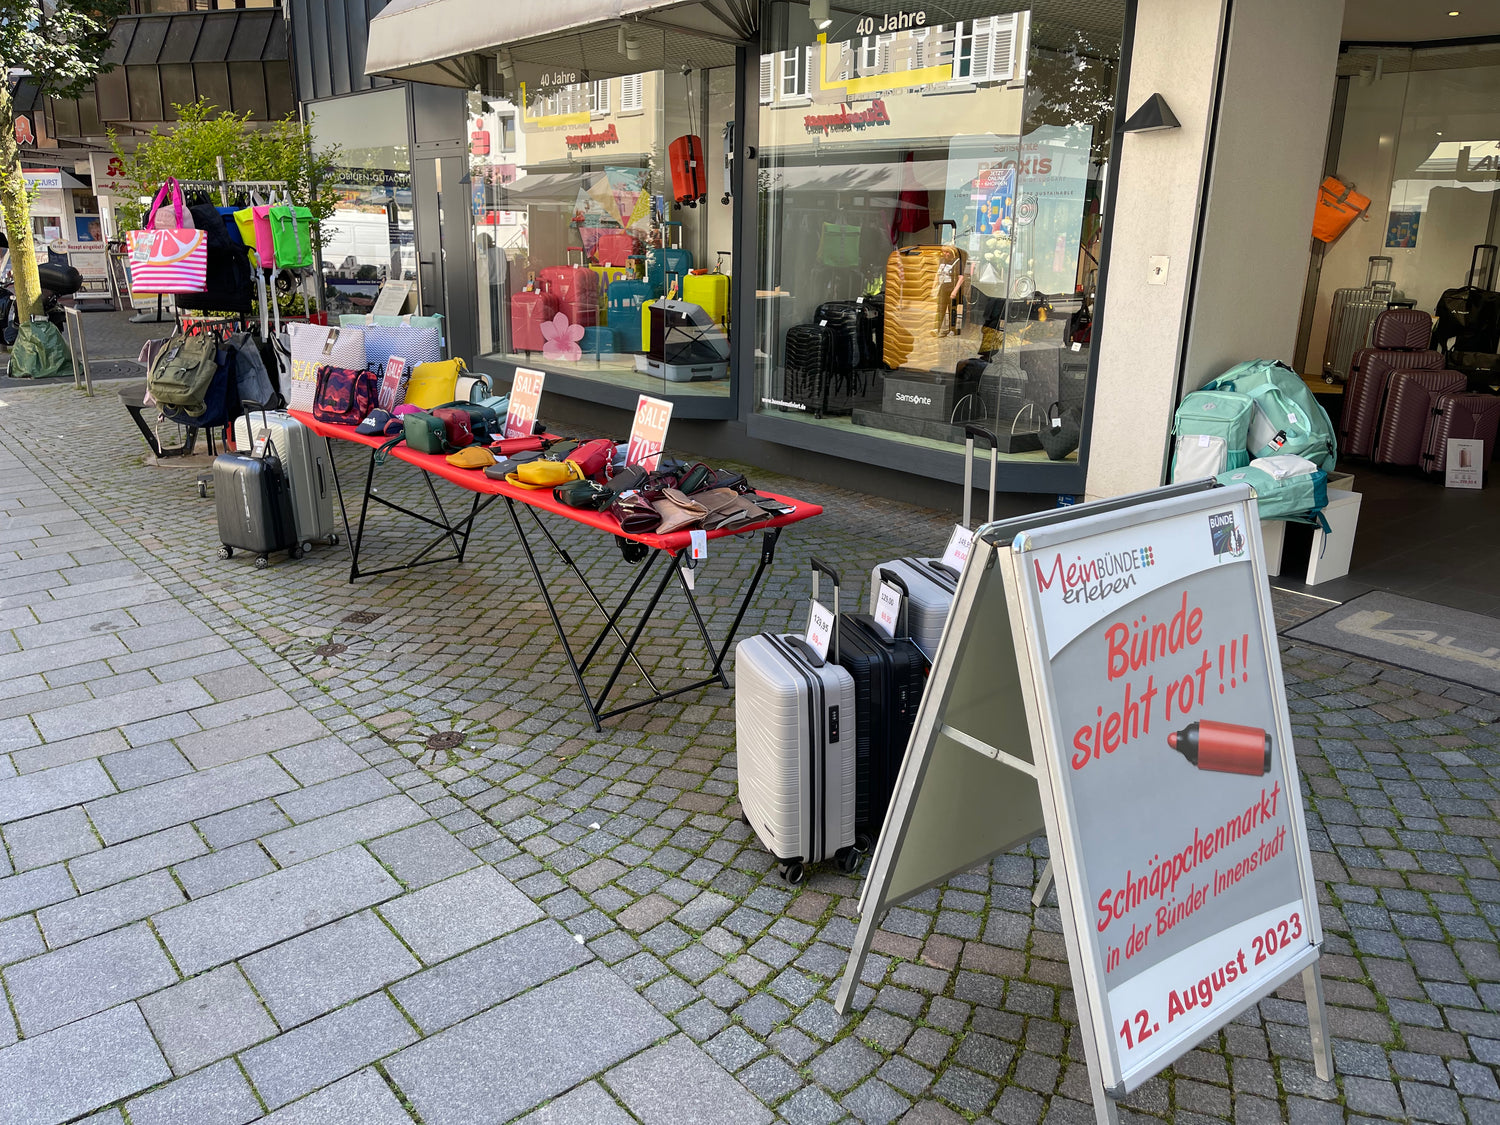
291,412,822,729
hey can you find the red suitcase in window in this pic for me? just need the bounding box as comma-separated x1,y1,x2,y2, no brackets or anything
511,289,558,353
1420,391,1500,475
592,231,640,268
538,258,599,328
1341,308,1446,458
1371,367,1466,466
669,135,707,206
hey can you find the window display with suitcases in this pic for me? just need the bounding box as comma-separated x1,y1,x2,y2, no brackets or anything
466,46,735,401
752,12,1120,468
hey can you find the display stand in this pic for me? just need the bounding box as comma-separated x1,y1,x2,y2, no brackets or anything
834,481,1334,1125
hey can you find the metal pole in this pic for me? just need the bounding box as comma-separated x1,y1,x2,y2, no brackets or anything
215,156,230,206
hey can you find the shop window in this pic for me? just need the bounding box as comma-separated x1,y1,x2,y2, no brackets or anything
497,114,516,153
754,2,1123,469
470,35,736,402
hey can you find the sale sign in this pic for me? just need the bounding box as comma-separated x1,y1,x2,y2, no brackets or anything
626,394,673,471
505,367,545,440
1016,496,1318,1089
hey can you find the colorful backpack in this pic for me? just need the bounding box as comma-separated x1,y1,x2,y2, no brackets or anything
1202,359,1337,471
1170,388,1254,482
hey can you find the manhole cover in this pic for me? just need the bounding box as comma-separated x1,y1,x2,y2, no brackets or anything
312,643,348,657
343,610,382,625
425,731,463,752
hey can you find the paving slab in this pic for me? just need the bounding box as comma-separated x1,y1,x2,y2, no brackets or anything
386,963,672,1125
36,868,185,947
241,909,420,1028
31,678,211,743
0,1004,170,1125
175,708,331,770
152,845,401,974
85,755,297,844
367,821,481,889
240,991,419,1109
69,824,208,894
4,921,178,1035
0,864,74,920
0,758,115,824
123,1058,263,1125
1,805,100,870
516,1082,638,1125
138,963,279,1076
257,1067,416,1125
604,1035,772,1125
390,919,592,1034
259,793,426,866
377,865,543,964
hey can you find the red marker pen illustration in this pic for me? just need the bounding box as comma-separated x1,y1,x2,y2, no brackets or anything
1168,720,1271,776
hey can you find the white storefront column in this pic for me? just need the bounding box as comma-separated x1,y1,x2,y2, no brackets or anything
1085,0,1345,499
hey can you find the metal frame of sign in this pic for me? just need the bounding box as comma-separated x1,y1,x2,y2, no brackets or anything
833,481,1333,1125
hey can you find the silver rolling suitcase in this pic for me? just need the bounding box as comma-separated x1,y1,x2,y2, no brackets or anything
232,408,338,553
869,424,998,659
734,559,858,885
1323,256,1401,384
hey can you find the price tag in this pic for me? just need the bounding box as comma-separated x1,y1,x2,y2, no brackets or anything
1071,341,1082,352
252,428,271,458
805,599,835,661
505,367,546,439
941,525,974,573
626,394,673,471
873,582,901,640
689,529,708,561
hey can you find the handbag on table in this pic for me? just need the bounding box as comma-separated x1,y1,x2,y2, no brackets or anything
404,357,466,409
288,324,366,413
126,180,207,294
364,323,443,370
312,365,380,427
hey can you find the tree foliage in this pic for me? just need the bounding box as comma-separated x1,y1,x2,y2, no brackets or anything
1,0,127,322
112,99,341,247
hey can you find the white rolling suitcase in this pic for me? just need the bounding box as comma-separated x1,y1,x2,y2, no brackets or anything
869,424,998,658
734,558,859,885
232,408,338,554
1323,256,1401,384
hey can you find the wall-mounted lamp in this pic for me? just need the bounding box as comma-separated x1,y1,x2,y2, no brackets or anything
1121,93,1181,133
808,0,832,30
625,31,642,61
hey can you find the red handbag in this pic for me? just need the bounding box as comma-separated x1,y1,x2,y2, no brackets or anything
431,407,474,448
312,365,380,427
566,438,617,482
492,435,546,456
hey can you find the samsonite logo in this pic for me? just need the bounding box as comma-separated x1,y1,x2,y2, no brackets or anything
895,392,932,406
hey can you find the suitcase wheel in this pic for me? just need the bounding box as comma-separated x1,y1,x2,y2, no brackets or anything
218,545,233,560
289,546,303,561
197,480,208,499
778,861,806,886
855,832,873,854
254,555,269,569
328,533,339,546
300,540,313,555
836,847,861,875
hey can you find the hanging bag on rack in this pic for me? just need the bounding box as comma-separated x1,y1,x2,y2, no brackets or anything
250,196,278,269
127,181,208,294
288,324,366,413
233,192,274,266
269,192,316,270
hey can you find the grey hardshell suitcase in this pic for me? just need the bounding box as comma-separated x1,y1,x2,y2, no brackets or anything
1324,256,1402,384
734,559,859,885
213,448,300,568
232,408,337,553
869,424,998,658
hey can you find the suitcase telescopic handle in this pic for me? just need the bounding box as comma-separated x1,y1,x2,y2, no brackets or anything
877,567,911,641
962,424,998,528
936,218,957,245
809,556,840,662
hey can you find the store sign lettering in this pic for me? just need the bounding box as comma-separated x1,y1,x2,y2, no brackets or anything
804,99,891,136
856,10,926,33
565,124,620,150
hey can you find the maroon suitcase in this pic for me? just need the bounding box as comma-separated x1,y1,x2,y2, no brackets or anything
1341,308,1445,458
511,290,558,352
1420,392,1500,474
538,263,599,328
1372,368,1467,466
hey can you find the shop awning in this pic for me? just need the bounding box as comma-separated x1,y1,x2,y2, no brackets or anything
365,0,754,87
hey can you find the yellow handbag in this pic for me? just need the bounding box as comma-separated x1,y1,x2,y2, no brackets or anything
446,446,495,469
505,460,582,489
404,358,467,409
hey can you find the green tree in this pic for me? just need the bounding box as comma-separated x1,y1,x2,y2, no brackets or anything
1,0,127,323
112,99,341,243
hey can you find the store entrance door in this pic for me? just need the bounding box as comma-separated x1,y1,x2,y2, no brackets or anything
412,153,476,354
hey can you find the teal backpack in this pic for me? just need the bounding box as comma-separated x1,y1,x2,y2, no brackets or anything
1202,359,1337,472
1171,389,1254,482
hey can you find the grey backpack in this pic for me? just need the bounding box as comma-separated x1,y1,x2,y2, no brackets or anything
227,331,277,408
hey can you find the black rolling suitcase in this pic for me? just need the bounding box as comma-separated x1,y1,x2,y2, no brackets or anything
213,444,301,569
835,570,927,843
815,301,865,376
783,323,832,413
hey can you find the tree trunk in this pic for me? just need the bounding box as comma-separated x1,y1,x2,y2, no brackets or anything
0,84,41,325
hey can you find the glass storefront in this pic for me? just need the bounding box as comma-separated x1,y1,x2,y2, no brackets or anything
470,27,738,400
309,87,417,318
754,1,1124,464
1302,41,1500,383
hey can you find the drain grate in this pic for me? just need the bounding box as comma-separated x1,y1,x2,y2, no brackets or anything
425,731,463,752
312,643,348,657
342,610,382,625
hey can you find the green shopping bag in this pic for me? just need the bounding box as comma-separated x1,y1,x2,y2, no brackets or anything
269,200,316,269
8,321,72,379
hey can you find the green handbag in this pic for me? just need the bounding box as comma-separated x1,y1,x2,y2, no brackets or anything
269,199,316,269
403,412,449,454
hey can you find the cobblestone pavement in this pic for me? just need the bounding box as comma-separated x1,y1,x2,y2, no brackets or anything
0,382,1496,1125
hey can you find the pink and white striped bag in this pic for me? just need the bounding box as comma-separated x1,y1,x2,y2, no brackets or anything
126,180,207,294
